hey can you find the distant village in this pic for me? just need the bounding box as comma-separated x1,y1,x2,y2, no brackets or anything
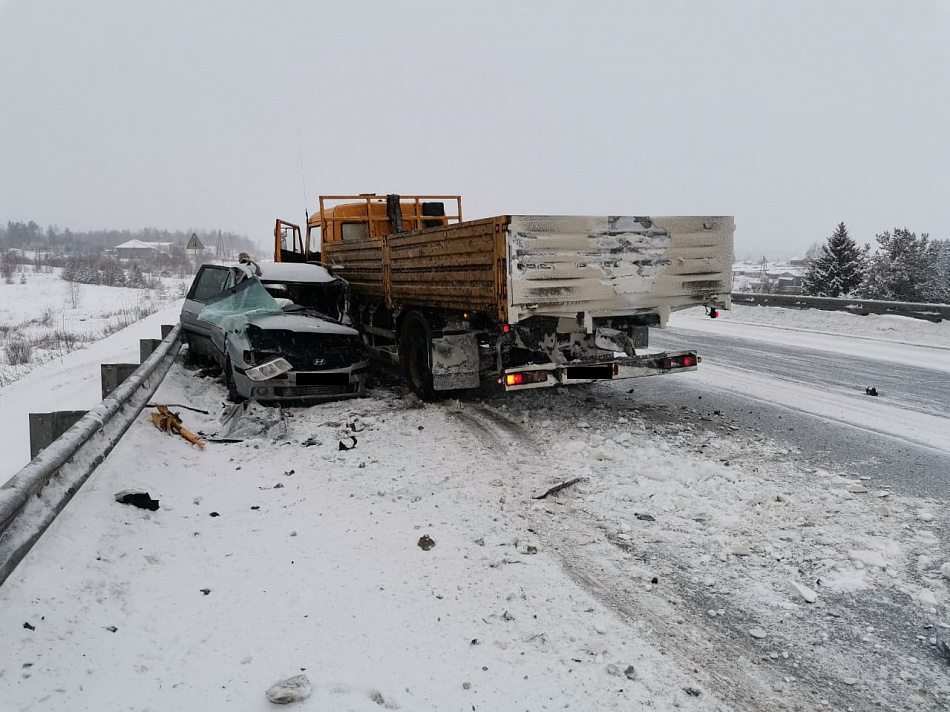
732,258,808,295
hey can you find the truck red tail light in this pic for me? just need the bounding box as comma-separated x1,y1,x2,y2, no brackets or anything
505,371,549,387
659,355,698,369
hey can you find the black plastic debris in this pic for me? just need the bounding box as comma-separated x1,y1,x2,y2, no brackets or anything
209,511,220,517
635,513,656,522
417,534,436,551
302,437,320,447
105,626,118,633
114,490,159,511
23,622,35,631
200,588,211,596
684,687,702,697
338,436,358,451
866,386,879,396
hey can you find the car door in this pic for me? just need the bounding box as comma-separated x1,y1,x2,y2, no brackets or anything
181,265,232,358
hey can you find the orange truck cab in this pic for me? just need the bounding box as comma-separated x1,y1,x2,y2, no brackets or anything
275,194,462,264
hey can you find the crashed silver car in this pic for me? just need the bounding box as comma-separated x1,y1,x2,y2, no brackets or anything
180,261,368,403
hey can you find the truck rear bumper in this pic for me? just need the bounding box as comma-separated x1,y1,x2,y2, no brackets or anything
500,350,699,391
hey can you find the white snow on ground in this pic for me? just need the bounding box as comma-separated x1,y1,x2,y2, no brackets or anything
0,304,948,710
673,304,950,354
0,268,189,386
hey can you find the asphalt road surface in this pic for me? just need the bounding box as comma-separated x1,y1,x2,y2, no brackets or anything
616,327,950,502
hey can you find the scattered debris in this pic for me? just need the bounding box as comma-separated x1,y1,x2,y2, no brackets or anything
417,534,436,551
105,626,118,633
865,386,878,396
301,437,320,447
114,489,160,511
23,622,35,631
114,489,159,511
634,513,656,521
339,436,358,451
146,402,209,414
200,588,211,595
265,674,312,705
150,405,205,448
624,665,637,680
533,477,585,500
209,512,220,518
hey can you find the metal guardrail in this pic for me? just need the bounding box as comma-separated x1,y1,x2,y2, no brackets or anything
730,293,950,323
0,324,182,586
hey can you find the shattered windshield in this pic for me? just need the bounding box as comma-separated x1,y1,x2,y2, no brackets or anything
198,278,283,334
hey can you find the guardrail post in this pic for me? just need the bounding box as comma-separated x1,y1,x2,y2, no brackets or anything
140,339,163,363
28,411,89,460
101,364,139,400
161,324,176,339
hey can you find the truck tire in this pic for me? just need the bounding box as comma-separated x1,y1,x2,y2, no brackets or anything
400,312,438,401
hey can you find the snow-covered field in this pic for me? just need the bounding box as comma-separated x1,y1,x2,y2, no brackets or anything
0,303,948,710
0,267,189,386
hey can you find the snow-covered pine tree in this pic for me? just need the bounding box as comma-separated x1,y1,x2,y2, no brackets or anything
802,223,865,297
860,228,944,303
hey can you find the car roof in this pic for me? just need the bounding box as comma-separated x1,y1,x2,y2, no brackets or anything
236,261,338,284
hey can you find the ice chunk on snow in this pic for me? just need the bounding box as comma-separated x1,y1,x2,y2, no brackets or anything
849,550,887,569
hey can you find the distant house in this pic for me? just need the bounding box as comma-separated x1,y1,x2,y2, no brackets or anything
116,240,158,260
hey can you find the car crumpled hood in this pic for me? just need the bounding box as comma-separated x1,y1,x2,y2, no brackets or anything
247,312,358,337
198,275,358,339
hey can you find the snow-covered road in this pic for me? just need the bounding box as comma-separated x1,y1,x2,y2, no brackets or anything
1,305,949,710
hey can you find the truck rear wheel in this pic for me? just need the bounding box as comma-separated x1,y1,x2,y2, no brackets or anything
400,312,438,401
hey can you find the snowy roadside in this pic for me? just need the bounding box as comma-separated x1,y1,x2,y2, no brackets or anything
1,360,948,710
1,303,949,709
671,304,950,351
0,368,725,712
0,270,188,387
0,303,185,482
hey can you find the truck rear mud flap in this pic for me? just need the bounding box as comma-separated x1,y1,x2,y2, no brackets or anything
501,351,699,391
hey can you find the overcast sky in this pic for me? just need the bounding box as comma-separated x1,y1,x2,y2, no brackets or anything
1,1,947,259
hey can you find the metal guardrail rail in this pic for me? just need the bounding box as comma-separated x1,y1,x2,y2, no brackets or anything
0,324,182,587
730,293,950,323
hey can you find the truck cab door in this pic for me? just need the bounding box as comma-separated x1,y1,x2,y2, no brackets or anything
274,219,305,262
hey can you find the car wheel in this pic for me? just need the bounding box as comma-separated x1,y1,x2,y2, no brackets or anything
224,357,246,403
400,312,439,401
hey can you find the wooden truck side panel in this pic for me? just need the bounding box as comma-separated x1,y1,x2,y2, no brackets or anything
324,216,510,321
323,238,387,301
323,211,734,329
386,217,507,317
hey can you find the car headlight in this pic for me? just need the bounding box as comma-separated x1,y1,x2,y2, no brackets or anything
244,357,293,382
